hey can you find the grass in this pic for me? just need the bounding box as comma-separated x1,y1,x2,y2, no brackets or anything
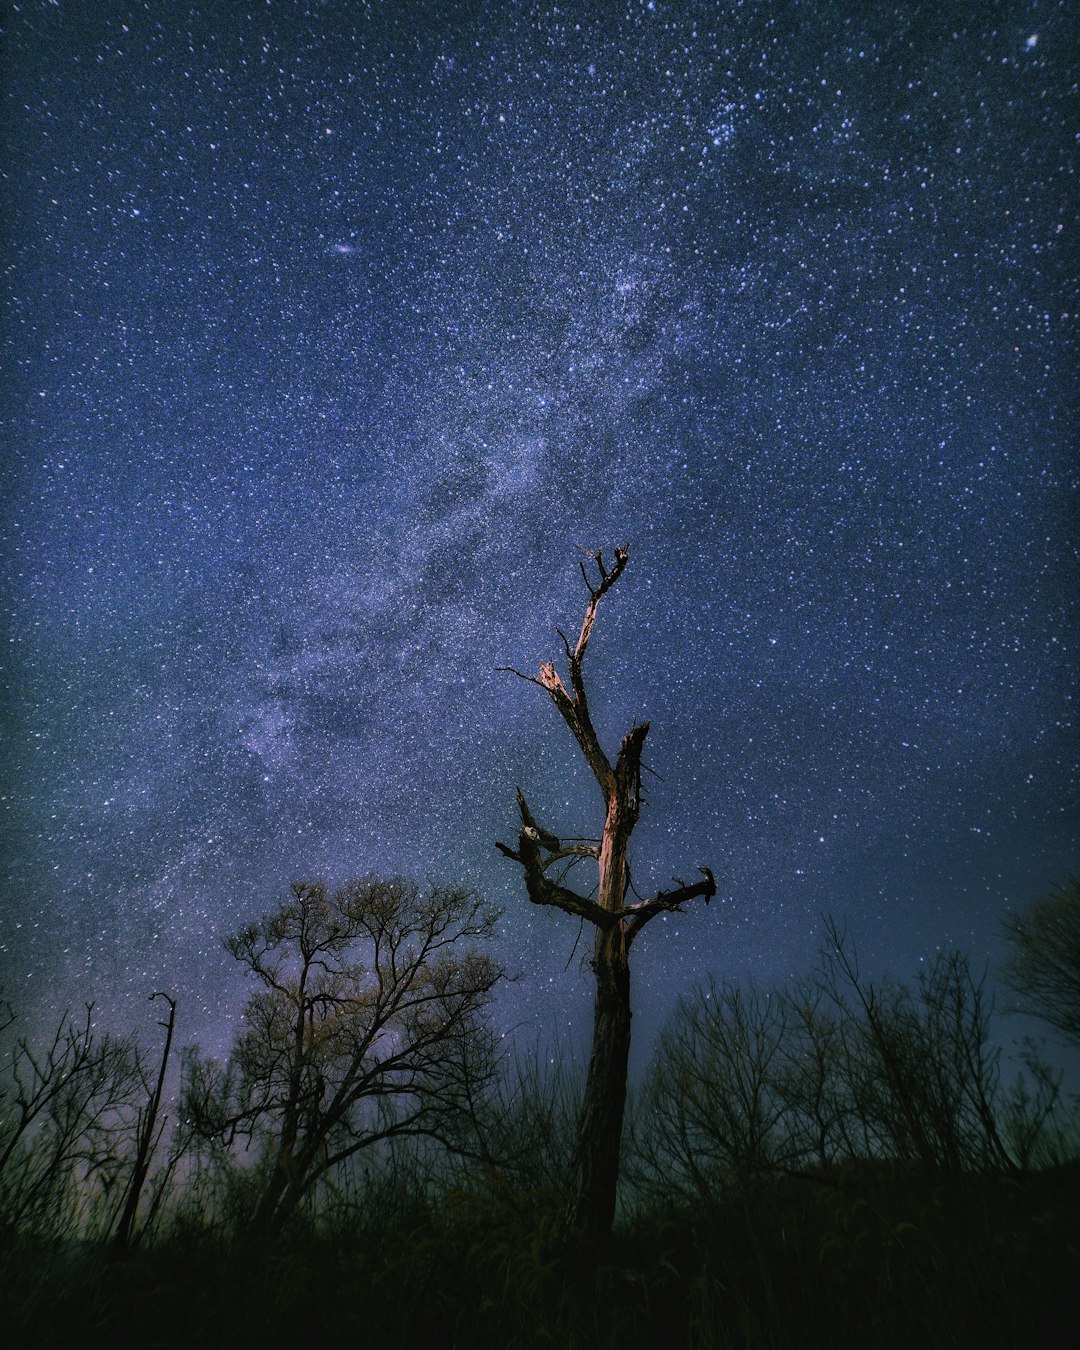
4,1162,1079,1349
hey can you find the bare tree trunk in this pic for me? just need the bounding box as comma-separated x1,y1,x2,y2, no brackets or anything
249,947,314,1237
112,993,176,1254
499,547,714,1242
566,926,632,1238
251,1159,292,1236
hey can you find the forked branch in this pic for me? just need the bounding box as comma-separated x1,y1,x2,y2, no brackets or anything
573,545,628,661
499,545,630,797
496,789,615,929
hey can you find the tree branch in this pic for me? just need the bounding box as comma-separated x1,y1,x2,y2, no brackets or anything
495,665,545,686
542,844,601,868
508,545,631,798
624,867,716,945
496,789,616,930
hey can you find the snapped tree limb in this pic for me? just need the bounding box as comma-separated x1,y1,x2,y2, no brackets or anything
623,867,717,945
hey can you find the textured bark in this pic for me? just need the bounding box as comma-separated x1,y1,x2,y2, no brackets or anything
499,547,714,1241
568,924,632,1240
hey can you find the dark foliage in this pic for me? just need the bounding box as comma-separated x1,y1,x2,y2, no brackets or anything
2,1163,1079,1349
1002,877,1080,1046
4,898,1080,1347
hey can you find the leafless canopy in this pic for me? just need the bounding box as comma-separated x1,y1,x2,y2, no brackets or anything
1001,878,1080,1046
183,878,503,1236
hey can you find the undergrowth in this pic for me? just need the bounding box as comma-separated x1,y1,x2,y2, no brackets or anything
4,1163,1079,1349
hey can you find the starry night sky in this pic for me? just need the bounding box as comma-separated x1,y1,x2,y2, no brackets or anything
2,1,1076,1061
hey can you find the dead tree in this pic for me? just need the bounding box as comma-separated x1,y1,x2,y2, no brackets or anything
498,546,714,1240
112,992,176,1253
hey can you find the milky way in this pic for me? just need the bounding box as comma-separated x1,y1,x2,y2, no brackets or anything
2,1,1076,1060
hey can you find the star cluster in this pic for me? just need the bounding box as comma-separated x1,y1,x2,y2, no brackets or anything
2,0,1075,1056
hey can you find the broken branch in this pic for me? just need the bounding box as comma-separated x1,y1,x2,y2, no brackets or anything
624,867,717,945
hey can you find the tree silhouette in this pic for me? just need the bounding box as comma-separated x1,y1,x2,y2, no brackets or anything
631,926,1020,1207
184,878,502,1236
1002,878,1080,1046
498,546,714,1240
0,1004,145,1240
112,992,177,1252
